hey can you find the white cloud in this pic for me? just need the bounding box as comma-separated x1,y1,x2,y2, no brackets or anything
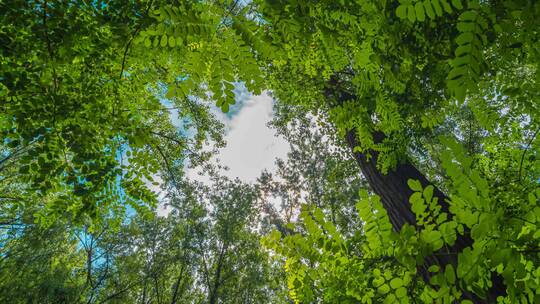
218,93,289,181
187,92,289,183
157,93,289,216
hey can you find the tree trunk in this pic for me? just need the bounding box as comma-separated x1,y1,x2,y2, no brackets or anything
323,77,505,302
170,264,185,304
141,279,147,304
344,129,505,303
209,242,227,304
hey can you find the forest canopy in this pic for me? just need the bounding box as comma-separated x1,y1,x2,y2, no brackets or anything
0,0,539,303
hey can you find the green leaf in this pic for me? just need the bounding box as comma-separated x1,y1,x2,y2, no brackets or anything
408,179,422,192
440,0,453,13
422,230,443,250
415,3,426,22
407,5,416,23
428,265,440,272
445,265,456,284
423,185,434,202
534,206,540,222
431,0,443,16
165,86,176,99
423,1,435,19
411,192,425,216
389,277,403,289
396,5,407,19
144,36,152,47
471,214,490,240
440,221,457,245
456,32,474,45
383,294,397,304
220,103,229,113
457,21,476,32
313,208,325,222
451,0,463,10
459,10,478,22
396,287,407,298
373,276,385,287
377,284,390,294
160,34,168,47
527,192,536,205
168,36,176,47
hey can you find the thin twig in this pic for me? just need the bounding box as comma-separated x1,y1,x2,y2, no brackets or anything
119,0,156,79
42,0,58,91
518,127,539,181
151,143,179,188
0,139,39,172
150,131,185,146
120,106,183,112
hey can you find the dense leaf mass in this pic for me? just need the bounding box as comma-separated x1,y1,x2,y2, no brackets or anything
1,0,539,303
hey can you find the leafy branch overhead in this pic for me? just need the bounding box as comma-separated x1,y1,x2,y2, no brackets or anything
1,0,539,304
135,2,264,112
396,0,464,22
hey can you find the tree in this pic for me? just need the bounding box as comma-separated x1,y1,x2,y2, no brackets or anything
0,220,84,303
2,0,540,303
257,108,365,233
0,0,225,226
179,176,286,304
246,1,540,303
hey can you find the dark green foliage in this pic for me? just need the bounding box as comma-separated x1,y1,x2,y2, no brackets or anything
1,0,540,303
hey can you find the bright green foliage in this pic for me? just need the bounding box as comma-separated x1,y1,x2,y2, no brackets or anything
270,128,540,302
254,0,540,295
264,202,418,304
264,206,365,304
448,8,488,102
396,0,462,22
0,175,286,304
135,1,265,112
356,190,394,257
266,144,539,303
243,1,540,301
438,137,540,302
0,223,84,302
2,0,540,303
0,0,225,227
244,0,540,176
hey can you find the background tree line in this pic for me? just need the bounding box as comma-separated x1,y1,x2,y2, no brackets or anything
1,0,539,303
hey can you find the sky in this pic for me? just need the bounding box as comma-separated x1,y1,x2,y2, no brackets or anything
188,92,289,183
156,91,290,216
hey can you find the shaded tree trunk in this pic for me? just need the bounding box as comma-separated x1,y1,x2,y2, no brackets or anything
323,76,505,302
171,264,185,304
141,279,147,304
344,129,505,303
154,275,162,304
209,242,228,304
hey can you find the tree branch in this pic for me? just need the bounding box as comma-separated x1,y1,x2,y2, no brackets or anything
517,127,539,182
119,0,156,79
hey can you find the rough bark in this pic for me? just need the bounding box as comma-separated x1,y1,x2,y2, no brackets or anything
170,264,185,304
344,129,505,303
209,242,228,304
322,76,505,301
